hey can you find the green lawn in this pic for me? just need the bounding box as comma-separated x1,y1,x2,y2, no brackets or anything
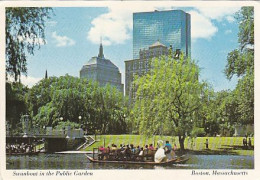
81,135,254,156
35,143,44,151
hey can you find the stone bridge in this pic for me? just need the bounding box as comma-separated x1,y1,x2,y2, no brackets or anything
6,128,85,152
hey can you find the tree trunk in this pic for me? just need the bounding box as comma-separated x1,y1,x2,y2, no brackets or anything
179,135,185,151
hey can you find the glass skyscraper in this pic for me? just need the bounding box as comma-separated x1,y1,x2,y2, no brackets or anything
133,10,191,59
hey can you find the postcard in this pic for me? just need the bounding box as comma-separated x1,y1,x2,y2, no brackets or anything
0,1,259,180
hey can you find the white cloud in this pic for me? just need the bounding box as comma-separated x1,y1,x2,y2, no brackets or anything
21,75,42,88
52,31,76,47
188,10,218,40
195,7,240,22
87,4,161,46
226,16,236,23
225,29,232,34
87,13,131,46
87,5,240,45
8,75,41,88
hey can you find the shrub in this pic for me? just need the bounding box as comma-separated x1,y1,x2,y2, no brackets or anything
191,127,206,137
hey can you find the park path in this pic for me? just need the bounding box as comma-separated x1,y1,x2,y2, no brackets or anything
76,135,96,150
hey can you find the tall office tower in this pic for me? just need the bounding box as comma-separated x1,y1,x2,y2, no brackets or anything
80,43,124,93
133,10,191,59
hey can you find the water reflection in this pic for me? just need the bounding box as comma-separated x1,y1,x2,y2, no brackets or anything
6,153,254,169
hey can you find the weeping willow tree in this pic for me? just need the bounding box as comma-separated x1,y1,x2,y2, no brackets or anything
130,54,208,151
6,7,53,81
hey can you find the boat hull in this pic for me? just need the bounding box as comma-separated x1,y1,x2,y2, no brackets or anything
6,152,40,156
86,154,189,165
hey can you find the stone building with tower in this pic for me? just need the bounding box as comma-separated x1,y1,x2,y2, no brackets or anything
80,43,123,93
125,41,181,101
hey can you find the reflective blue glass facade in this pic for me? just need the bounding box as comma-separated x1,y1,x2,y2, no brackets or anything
133,10,191,59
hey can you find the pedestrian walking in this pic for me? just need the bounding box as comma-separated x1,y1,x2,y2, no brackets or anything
248,138,252,149
205,139,209,149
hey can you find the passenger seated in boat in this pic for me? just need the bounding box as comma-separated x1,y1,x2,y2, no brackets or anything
99,146,105,152
136,147,144,161
129,144,136,160
108,144,117,160
120,144,125,151
111,144,117,151
154,147,167,163
130,144,135,154
117,144,126,160
102,146,110,160
125,145,132,160
26,145,30,153
98,146,105,160
164,141,172,153
148,144,155,156
103,146,110,154
149,144,154,151
164,141,173,160
144,145,149,156
132,145,140,158
30,145,34,152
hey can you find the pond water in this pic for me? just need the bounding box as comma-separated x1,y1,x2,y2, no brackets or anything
6,153,254,169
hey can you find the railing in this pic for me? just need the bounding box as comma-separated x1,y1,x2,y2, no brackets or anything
7,129,84,138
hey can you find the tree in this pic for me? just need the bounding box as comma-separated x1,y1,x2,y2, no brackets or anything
224,7,254,126
225,7,254,79
25,75,128,134
6,82,28,134
232,73,254,125
131,55,208,151
6,7,52,81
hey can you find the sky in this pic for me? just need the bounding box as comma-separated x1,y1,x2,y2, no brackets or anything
20,4,242,92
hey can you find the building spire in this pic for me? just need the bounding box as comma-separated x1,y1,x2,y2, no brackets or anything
45,69,48,79
98,37,104,59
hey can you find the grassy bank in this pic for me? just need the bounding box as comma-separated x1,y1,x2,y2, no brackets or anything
81,135,254,156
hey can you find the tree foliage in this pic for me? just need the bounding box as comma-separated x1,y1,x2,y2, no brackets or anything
25,75,128,134
232,73,254,125
130,55,208,150
224,7,254,126
6,7,52,81
225,7,254,79
6,82,28,134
